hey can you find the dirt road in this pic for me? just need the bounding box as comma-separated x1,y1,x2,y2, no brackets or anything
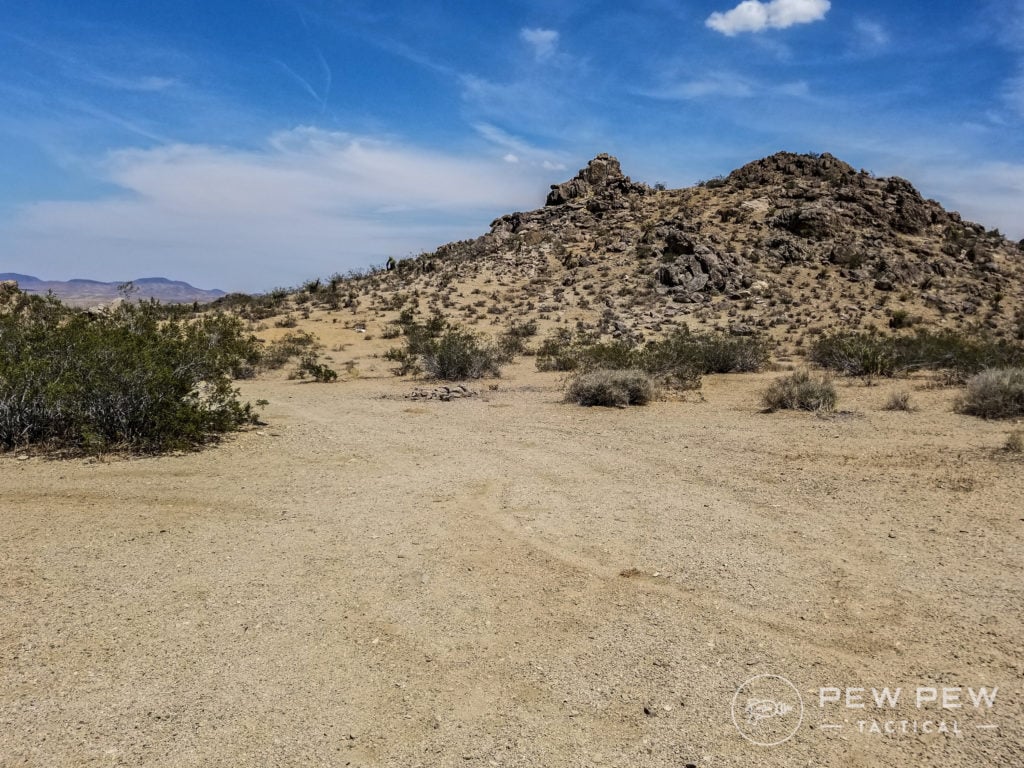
2,365,1021,766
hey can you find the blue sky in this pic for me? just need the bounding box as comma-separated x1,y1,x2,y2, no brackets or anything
2,0,1022,292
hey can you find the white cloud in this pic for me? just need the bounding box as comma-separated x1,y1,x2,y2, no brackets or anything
706,0,830,36
520,27,559,60
640,71,809,100
0,128,557,291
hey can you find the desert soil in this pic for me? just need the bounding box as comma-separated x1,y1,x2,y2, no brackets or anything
2,355,1022,767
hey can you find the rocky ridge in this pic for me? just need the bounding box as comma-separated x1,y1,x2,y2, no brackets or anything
363,151,1023,344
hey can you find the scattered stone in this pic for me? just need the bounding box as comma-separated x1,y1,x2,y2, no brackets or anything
405,385,479,402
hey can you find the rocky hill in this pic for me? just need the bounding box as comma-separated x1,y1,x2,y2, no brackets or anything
332,152,1023,346
0,274,226,308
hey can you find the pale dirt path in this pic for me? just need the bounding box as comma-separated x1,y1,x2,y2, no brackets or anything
1,365,1022,767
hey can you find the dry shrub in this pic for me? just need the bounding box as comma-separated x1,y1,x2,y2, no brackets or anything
956,368,1024,419
565,369,655,407
761,370,837,412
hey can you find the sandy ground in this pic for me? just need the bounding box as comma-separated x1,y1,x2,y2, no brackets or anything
2,360,1022,767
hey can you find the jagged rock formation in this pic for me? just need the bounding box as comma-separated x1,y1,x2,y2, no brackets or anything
349,152,1024,342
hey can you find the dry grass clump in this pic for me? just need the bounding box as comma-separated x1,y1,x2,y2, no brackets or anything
565,369,655,407
761,370,837,412
1003,430,1024,454
883,390,915,412
955,368,1024,419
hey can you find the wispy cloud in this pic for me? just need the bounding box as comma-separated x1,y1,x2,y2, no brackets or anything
640,70,810,100
707,0,831,36
852,19,890,52
0,128,560,290
84,74,179,92
520,28,560,61
473,122,568,169
273,54,332,111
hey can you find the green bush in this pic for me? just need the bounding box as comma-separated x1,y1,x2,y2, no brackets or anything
260,330,320,370
294,354,338,382
421,327,504,380
387,319,504,380
537,327,771,389
810,330,1024,382
761,370,837,412
497,319,539,358
535,328,585,371
565,369,655,407
0,295,262,453
956,368,1024,419
808,332,898,377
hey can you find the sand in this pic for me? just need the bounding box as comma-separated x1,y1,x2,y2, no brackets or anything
2,360,1022,767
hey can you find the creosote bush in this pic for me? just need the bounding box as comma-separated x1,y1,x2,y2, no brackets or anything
761,370,837,412
565,369,655,407
537,326,771,390
385,313,506,380
810,330,1024,382
955,368,1024,419
293,354,339,382
0,294,262,453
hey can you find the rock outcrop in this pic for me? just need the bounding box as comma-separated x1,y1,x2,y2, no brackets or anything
366,151,1024,341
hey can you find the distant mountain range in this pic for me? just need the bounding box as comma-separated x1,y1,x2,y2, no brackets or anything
0,274,227,307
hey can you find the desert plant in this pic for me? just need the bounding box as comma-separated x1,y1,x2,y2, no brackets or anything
0,295,261,453
536,328,587,371
693,333,772,373
497,319,539,358
260,331,320,370
294,354,338,382
761,370,837,412
811,330,1024,382
809,332,898,377
883,391,914,411
955,368,1024,419
1003,430,1024,454
420,327,504,379
565,369,655,407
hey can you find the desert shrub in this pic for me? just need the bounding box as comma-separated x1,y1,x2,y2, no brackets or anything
811,330,1024,382
497,319,539,358
761,370,837,412
692,333,772,373
260,331,320,370
293,355,338,382
883,391,914,411
809,332,898,377
1003,430,1024,454
537,326,771,389
955,368,1024,419
636,331,703,389
420,327,504,380
565,369,655,407
536,328,586,371
387,319,504,380
0,295,261,453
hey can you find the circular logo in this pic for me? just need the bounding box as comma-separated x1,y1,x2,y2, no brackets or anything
732,674,804,746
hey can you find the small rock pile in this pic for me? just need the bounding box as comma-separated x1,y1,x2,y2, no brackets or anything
405,385,478,402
